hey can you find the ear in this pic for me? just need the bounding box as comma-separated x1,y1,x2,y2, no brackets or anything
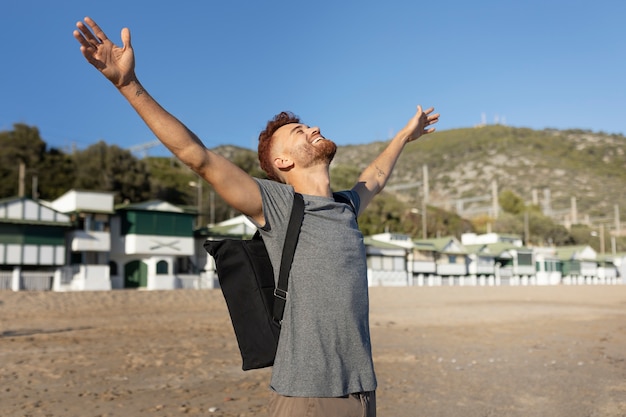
274,157,294,170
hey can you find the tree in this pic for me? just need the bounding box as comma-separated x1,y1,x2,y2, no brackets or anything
0,124,47,198
72,141,151,203
232,151,266,179
426,206,474,238
144,157,196,206
358,193,407,236
499,189,526,215
526,211,573,246
36,149,77,200
330,164,361,192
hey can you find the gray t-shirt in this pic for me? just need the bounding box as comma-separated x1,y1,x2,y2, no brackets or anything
251,179,377,397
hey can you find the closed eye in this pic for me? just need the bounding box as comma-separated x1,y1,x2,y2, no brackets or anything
290,124,308,137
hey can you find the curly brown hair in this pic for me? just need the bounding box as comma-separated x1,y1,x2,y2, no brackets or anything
257,111,301,182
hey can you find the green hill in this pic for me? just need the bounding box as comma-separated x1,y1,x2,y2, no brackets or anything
2,122,623,240
331,125,626,225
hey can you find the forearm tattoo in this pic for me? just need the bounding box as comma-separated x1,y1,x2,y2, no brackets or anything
131,77,145,97
375,165,386,178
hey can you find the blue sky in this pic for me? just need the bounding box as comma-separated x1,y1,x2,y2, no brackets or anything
2,0,625,157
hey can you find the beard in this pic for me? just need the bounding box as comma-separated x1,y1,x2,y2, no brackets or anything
311,138,337,165
292,138,338,169
291,139,337,172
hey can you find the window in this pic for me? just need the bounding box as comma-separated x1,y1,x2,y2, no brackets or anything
156,260,169,275
109,261,118,276
518,252,533,266
122,211,193,236
368,256,383,270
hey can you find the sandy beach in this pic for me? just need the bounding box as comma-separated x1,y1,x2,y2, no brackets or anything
2,285,625,417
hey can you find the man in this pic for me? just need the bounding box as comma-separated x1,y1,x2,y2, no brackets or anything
73,16,439,417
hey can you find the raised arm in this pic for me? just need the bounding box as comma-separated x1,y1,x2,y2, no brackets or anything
73,17,264,223
352,105,439,214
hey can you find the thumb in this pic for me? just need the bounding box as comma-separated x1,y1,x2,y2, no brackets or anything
121,27,132,49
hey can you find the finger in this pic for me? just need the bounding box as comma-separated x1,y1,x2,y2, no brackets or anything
75,21,99,46
84,16,109,42
72,28,91,48
427,112,441,122
121,27,132,49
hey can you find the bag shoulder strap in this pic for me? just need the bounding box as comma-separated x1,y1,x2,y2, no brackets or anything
272,192,304,322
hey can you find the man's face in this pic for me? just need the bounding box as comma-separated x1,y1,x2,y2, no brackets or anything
273,123,337,168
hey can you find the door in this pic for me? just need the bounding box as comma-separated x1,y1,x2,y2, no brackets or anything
124,260,148,288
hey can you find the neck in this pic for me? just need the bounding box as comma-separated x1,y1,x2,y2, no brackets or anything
285,166,332,197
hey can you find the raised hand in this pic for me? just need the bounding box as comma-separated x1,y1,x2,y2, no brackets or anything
73,17,135,88
403,105,440,143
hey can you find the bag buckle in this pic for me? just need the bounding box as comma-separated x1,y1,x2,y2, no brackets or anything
274,288,288,300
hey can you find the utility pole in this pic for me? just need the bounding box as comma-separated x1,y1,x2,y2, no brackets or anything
571,196,578,225
543,188,552,217
524,210,530,245
189,179,203,228
196,180,202,227
422,165,428,239
32,174,38,200
209,190,215,226
491,179,499,219
18,162,25,197
600,224,605,255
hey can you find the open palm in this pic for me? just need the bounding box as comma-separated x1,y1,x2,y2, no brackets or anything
403,105,440,143
73,17,135,88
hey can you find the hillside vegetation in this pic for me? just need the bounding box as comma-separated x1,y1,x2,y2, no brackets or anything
2,123,624,250
333,125,626,221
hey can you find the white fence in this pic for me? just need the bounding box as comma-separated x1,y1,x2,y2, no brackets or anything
0,271,12,290
0,269,55,291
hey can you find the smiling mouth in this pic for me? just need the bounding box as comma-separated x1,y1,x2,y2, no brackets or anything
312,136,325,144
